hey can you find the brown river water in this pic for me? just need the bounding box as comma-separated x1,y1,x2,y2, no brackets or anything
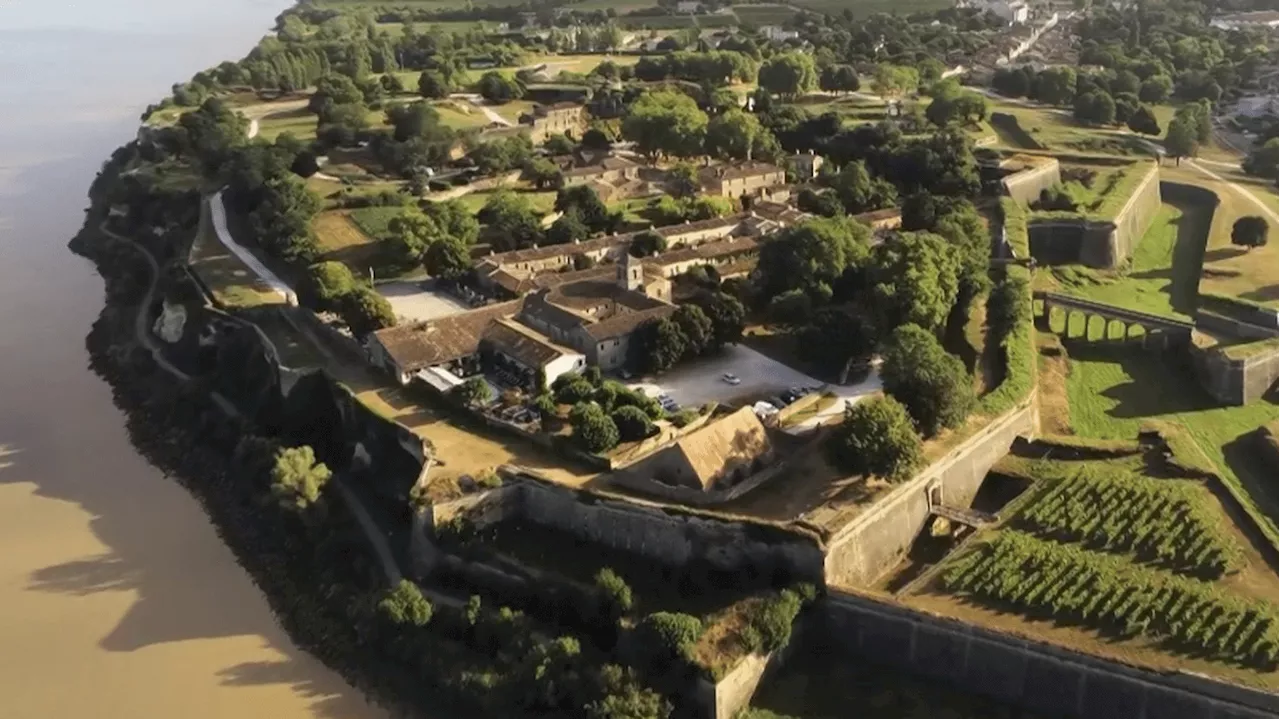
0,3,383,716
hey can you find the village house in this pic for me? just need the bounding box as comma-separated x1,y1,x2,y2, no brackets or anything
561,155,641,187
699,161,786,200
520,102,588,144
852,208,903,232
368,256,676,385
788,150,824,180
647,236,761,279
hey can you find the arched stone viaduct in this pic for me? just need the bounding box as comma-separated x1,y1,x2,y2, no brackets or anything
1033,291,1194,349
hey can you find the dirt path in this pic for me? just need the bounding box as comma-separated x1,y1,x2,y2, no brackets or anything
449,93,511,126
209,191,296,303
1186,159,1279,223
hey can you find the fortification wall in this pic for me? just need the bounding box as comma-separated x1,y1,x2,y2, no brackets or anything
1002,158,1061,205
1028,163,1162,269
820,592,1277,719
418,477,826,581
1097,162,1162,267
1190,341,1280,405
823,400,1038,587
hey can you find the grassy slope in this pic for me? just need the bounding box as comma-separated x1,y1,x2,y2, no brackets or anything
1039,193,1212,319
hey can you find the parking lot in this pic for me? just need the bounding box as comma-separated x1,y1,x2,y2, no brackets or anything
627,345,882,427
377,280,473,323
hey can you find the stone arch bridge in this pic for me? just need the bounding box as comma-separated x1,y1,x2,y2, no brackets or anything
1033,291,1194,349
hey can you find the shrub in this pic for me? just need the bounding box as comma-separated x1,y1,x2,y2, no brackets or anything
1231,216,1269,250
611,405,654,441
749,589,803,653
594,568,634,614
670,409,700,427
556,377,596,405
378,580,434,626
454,376,493,406
636,612,703,665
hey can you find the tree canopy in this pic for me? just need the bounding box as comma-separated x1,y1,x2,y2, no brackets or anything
270,445,332,513
825,396,922,481
879,324,974,437
866,231,961,333
621,91,709,161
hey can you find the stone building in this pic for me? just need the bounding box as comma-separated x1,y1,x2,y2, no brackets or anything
520,102,587,143
699,161,787,200
788,150,824,180
632,407,775,491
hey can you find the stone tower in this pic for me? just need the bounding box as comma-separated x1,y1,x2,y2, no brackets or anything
617,252,644,292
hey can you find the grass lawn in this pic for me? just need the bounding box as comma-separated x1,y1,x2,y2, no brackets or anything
458,187,557,215
787,0,949,16
431,101,492,129
313,209,401,277
489,98,537,124
248,309,326,368
731,3,799,24
188,199,284,309
255,107,318,141
1039,195,1212,319
1062,343,1278,539
1159,163,1279,308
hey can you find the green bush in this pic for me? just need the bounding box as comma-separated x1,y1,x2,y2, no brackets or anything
594,567,634,614
825,396,922,481
636,612,703,664
570,402,620,453
749,590,803,653
378,580,434,627
977,266,1034,416
611,405,654,441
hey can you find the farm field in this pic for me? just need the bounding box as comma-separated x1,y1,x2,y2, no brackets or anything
255,107,319,141
908,448,1279,690
787,0,951,16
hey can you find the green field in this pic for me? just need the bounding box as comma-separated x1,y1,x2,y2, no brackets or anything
255,107,319,141
347,206,406,240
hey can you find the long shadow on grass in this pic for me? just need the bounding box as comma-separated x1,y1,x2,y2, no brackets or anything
1063,341,1218,418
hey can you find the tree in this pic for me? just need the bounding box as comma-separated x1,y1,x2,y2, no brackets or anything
424,236,471,281
425,198,479,245
1035,67,1076,106
1243,138,1279,180
690,291,745,350
825,396,922,481
270,445,332,512
757,52,818,99
622,91,708,160
629,230,667,257
380,73,405,94
866,232,960,333
666,162,701,199
341,286,396,335
611,405,654,441
756,216,871,300
819,64,860,94
305,261,356,311
477,71,524,104
673,304,713,358
879,324,974,437
1164,116,1199,164
768,289,814,328
1073,90,1116,125
832,160,898,214
479,190,543,250
386,209,437,264
1112,92,1139,125
524,157,564,191
455,376,493,406
571,403,620,453
798,308,875,378
378,580,433,626
418,70,451,99
705,109,771,161
546,206,589,246
582,127,613,151
1127,105,1161,136
544,133,575,155
871,64,919,100
1139,74,1173,103
309,74,363,115
587,665,670,719
555,184,614,234
1231,216,1270,250
630,317,687,374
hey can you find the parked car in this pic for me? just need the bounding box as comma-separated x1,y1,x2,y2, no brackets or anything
722,373,741,385
767,397,787,409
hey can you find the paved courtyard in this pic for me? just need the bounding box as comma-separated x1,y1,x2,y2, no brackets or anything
378,280,473,323
627,344,882,429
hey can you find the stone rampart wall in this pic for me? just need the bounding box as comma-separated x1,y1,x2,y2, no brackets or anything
820,592,1277,719
823,400,1038,587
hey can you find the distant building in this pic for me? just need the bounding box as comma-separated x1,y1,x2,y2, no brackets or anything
676,0,703,13
759,25,799,42
561,155,641,188
788,150,824,180
519,102,587,144
1211,11,1279,30
698,161,786,200
956,0,1028,24
852,208,903,232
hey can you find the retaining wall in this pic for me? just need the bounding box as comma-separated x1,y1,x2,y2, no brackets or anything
1002,157,1061,205
823,400,1038,587
414,477,826,582
820,592,1277,719
1189,341,1280,406
1027,163,1162,268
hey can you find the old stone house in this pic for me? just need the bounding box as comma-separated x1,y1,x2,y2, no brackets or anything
699,161,786,200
